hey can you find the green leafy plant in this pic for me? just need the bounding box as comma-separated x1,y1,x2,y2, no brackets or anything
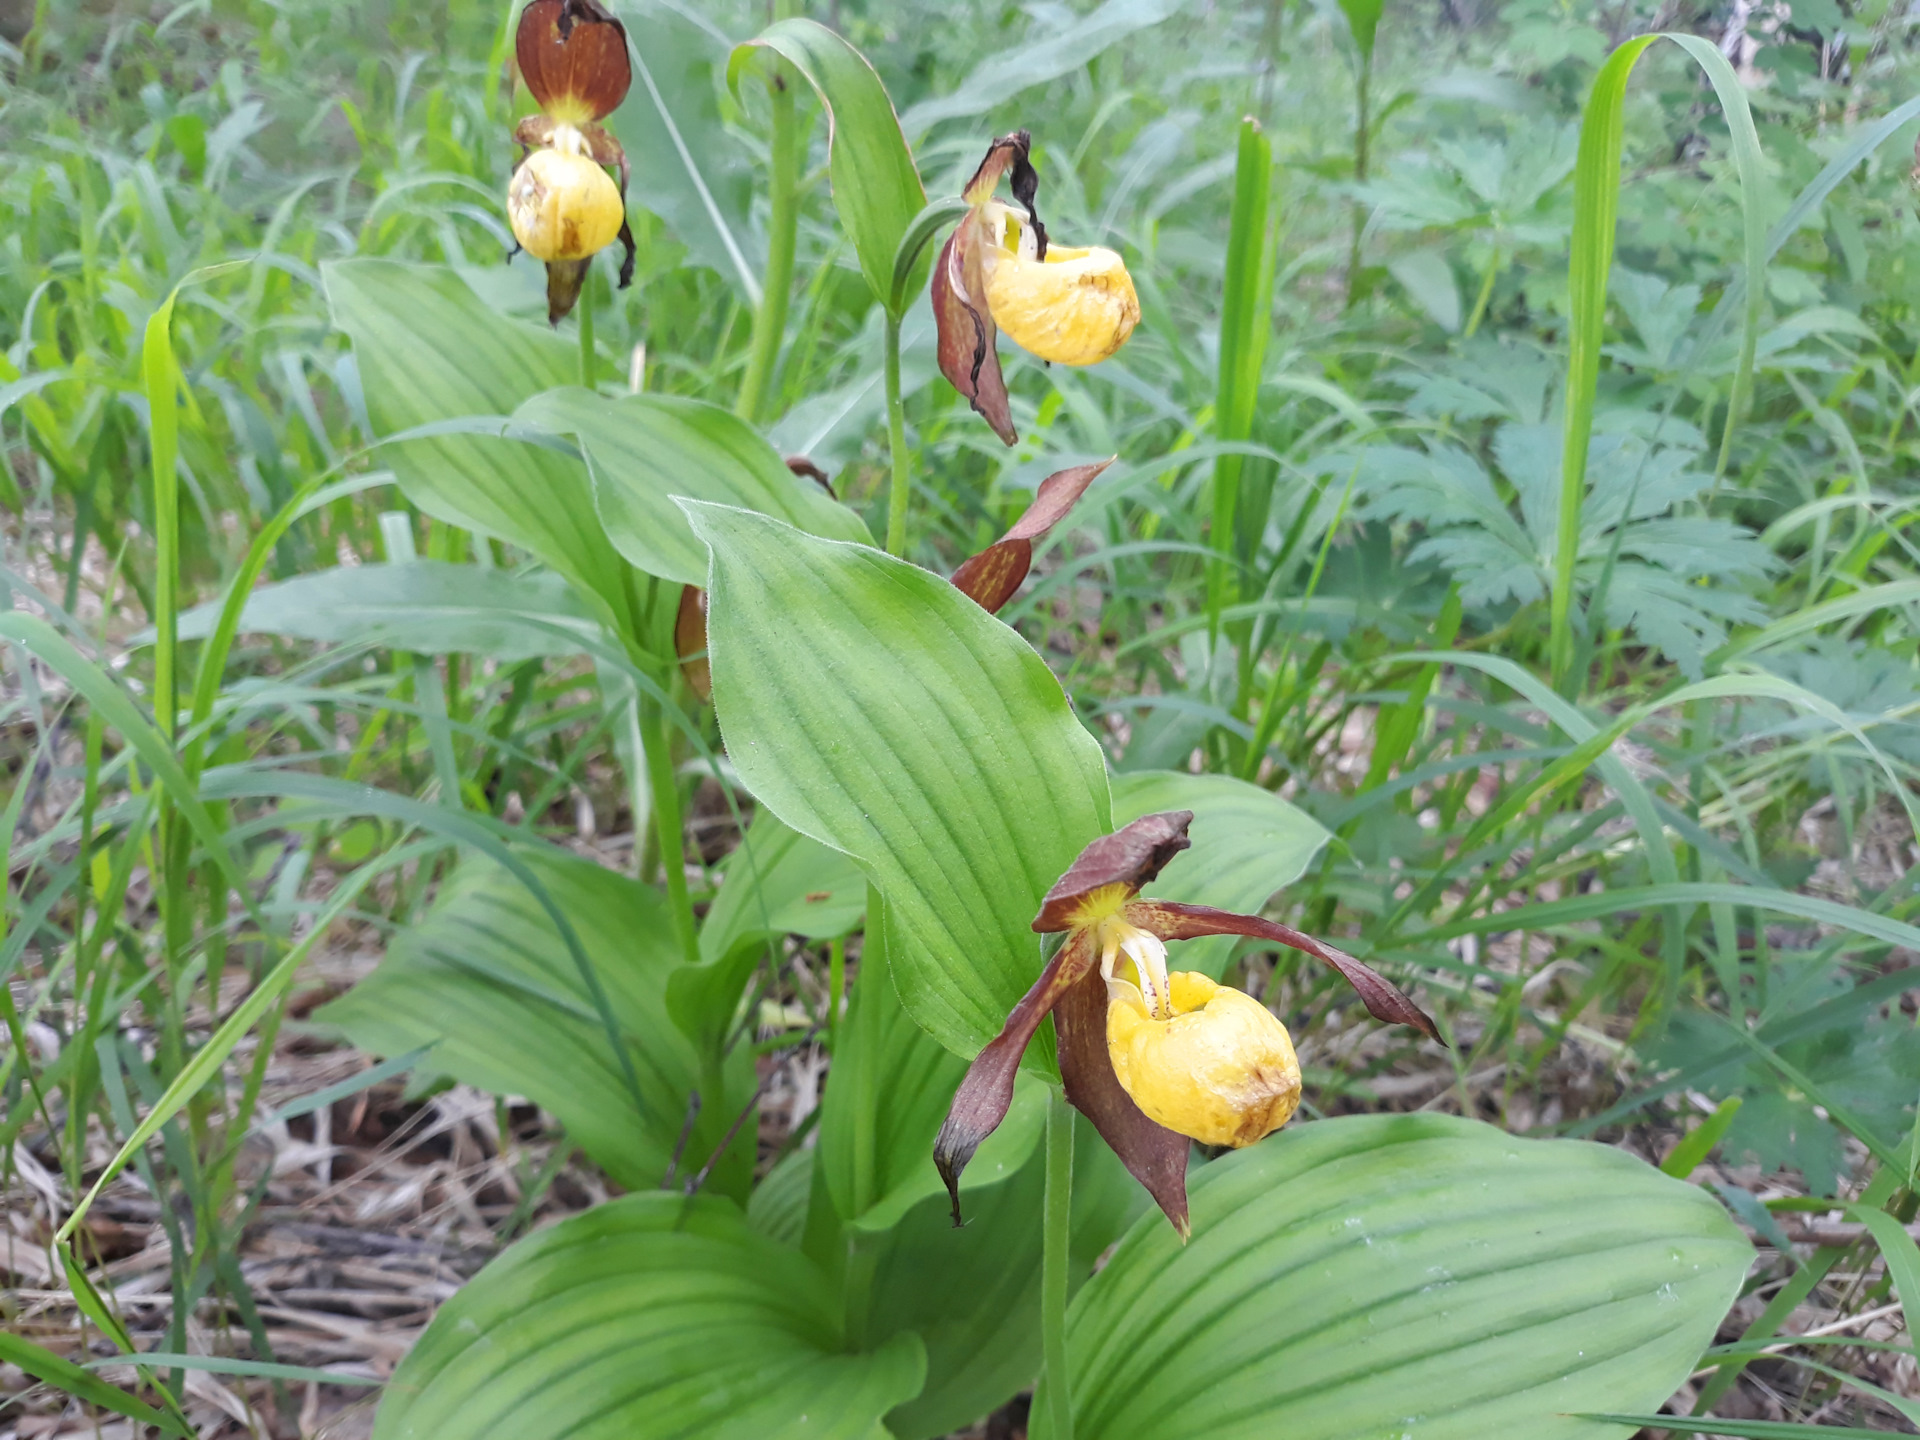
14,0,1920,1434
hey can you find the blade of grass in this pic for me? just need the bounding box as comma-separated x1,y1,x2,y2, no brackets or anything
0,1333,191,1438
1209,116,1275,644
1552,36,1764,689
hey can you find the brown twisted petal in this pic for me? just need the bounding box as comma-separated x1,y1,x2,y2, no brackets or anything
934,930,1095,1226
932,222,1016,446
516,0,632,122
1127,900,1444,1043
1054,965,1190,1236
1031,811,1194,933
960,130,1048,258
950,459,1113,613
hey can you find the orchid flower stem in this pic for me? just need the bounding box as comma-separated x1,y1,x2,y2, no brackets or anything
638,690,700,970
736,63,797,424
883,312,911,557
579,267,596,389
827,933,846,1052
1041,1084,1076,1440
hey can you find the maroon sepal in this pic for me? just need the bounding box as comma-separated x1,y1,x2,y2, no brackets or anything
933,931,1094,1226
543,257,591,327
951,459,1113,613
1129,901,1443,1043
516,0,632,121
932,225,1015,446
1032,811,1194,933
1055,966,1190,1236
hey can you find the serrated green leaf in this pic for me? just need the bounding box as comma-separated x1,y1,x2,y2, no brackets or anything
731,19,926,312
322,260,641,637
514,387,871,587
685,502,1111,1061
373,1194,926,1440
1038,1114,1751,1440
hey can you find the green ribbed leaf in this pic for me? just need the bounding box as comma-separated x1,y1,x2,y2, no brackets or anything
322,260,639,636
730,20,926,312
515,387,871,587
373,1194,925,1440
1110,769,1330,978
684,502,1111,1061
172,560,603,660
1037,1114,1751,1440
318,847,751,1201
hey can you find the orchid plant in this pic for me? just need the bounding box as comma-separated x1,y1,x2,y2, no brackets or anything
285,10,1754,1440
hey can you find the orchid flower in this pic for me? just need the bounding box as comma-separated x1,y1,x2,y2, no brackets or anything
934,811,1440,1235
934,132,1140,446
507,0,637,324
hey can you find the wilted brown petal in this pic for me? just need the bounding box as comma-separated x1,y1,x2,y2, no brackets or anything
784,455,835,497
934,931,1095,1226
542,257,591,326
513,114,557,149
949,538,1032,615
932,225,1016,446
676,586,711,702
1054,966,1190,1236
961,130,1048,257
1128,901,1443,1043
950,459,1114,614
1032,811,1194,933
1006,459,1112,542
516,0,632,122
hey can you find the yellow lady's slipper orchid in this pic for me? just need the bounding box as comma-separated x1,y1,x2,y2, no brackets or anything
934,811,1441,1235
507,0,637,324
934,131,1140,446
1106,971,1301,1148
508,144,626,264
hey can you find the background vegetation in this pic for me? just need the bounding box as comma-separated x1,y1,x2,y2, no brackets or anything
8,0,1920,1433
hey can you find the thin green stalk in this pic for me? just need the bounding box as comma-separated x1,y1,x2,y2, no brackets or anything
579,269,597,389
883,314,910,557
1041,1085,1076,1440
1241,464,1359,779
143,296,182,743
1462,245,1501,338
1344,49,1371,306
737,63,798,424
827,933,845,1052
1209,117,1274,650
852,885,884,1217
638,692,700,969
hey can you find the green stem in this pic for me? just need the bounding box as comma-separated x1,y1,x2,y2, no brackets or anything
578,268,596,389
737,65,798,424
638,691,700,969
883,314,910,557
1462,245,1501,338
1042,1085,1076,1440
827,933,845,1052
851,885,883,1217
1345,51,1371,306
